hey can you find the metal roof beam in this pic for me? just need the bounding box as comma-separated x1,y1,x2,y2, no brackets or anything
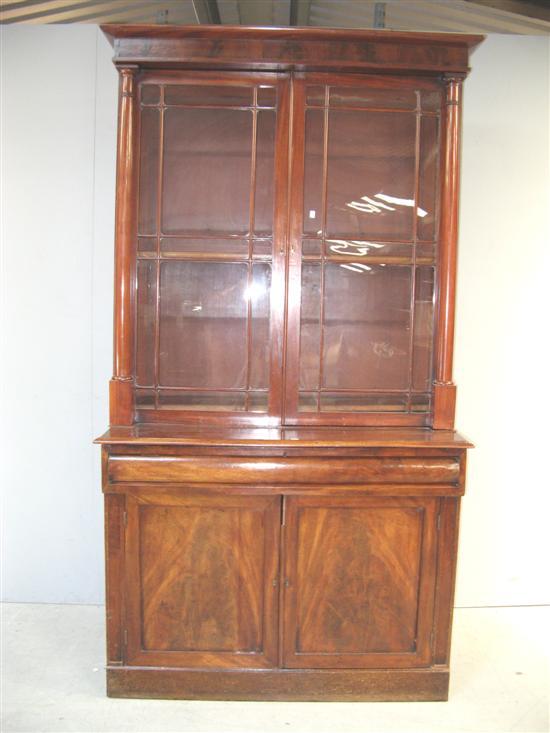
290,0,312,26
463,0,550,23
192,0,221,24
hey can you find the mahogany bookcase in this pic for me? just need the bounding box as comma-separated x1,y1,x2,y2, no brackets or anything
96,25,482,701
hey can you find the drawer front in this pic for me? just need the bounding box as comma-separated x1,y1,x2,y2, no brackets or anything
107,454,460,485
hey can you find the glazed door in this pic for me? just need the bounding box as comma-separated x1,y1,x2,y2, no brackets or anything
282,495,438,668
284,73,442,426
125,491,280,668
134,72,290,425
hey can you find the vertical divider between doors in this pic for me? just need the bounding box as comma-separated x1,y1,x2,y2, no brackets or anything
283,75,306,422
269,76,292,420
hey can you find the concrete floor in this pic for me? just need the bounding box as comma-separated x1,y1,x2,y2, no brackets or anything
1,604,548,733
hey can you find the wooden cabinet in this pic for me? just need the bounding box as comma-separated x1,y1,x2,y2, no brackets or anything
97,25,481,701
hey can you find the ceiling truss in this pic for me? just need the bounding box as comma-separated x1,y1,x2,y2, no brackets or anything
1,0,549,33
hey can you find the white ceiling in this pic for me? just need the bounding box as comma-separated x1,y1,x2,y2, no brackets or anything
1,0,549,34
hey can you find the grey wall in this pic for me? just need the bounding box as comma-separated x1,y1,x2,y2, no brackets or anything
1,25,116,603
1,27,549,606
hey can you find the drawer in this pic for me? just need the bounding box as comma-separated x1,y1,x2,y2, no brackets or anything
107,454,460,485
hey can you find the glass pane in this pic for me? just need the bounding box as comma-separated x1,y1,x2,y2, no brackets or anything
257,86,276,108
418,116,439,241
302,239,322,257
303,109,324,235
136,260,156,387
325,239,414,263
249,264,271,390
162,108,252,234
160,237,249,256
326,111,416,240
141,84,160,105
299,263,321,391
254,110,276,235
252,239,273,257
421,89,442,112
138,236,156,254
417,242,435,264
329,86,417,110
322,264,412,390
164,85,252,106
320,393,408,412
412,266,435,391
159,262,248,388
138,108,159,235
249,391,268,412
298,392,318,412
135,388,155,409
410,393,431,413
158,391,246,411
305,85,325,106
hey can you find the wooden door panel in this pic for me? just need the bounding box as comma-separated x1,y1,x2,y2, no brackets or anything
283,496,437,669
126,491,280,668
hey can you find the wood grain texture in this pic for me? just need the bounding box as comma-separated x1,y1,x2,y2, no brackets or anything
101,25,482,75
432,497,461,665
433,77,463,429
282,496,438,668
111,65,138,426
125,492,280,668
96,425,473,448
99,25,478,702
104,493,126,665
107,665,450,701
107,454,461,485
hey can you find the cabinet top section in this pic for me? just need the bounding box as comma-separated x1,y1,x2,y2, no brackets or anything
95,425,473,449
101,24,483,75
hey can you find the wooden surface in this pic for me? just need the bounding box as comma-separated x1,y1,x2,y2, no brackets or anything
282,496,437,668
107,666,450,701
100,25,477,701
125,492,280,668
102,25,482,75
96,425,473,448
110,66,137,425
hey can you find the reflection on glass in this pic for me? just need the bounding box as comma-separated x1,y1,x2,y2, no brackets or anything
418,116,439,241
326,111,416,239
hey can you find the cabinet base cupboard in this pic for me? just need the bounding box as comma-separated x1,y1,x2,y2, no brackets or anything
96,26,481,701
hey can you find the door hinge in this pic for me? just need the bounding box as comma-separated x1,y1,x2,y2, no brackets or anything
122,511,128,527
436,512,441,531
123,628,128,648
